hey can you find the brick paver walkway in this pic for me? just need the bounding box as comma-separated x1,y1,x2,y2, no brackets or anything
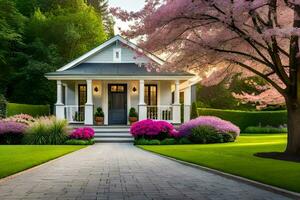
0,143,292,200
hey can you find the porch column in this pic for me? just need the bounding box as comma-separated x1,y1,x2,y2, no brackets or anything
55,80,65,119
85,79,94,125
138,80,147,120
184,86,191,122
172,80,181,124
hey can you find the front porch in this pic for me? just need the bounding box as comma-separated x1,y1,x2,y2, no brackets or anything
55,79,192,125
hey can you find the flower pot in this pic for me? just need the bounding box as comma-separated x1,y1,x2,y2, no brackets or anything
129,117,138,125
95,116,104,125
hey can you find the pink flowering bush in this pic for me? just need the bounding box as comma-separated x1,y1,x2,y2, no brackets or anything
130,119,175,140
178,116,240,138
0,121,27,144
70,127,95,140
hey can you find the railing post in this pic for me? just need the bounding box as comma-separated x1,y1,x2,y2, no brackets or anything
172,80,181,124
85,79,94,125
55,80,65,119
138,80,147,120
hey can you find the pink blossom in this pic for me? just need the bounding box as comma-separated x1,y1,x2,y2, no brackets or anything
70,127,95,140
130,119,175,138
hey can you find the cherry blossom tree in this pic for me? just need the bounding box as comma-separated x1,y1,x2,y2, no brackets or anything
112,0,300,155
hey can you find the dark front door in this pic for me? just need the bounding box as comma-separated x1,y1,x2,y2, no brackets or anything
108,84,127,125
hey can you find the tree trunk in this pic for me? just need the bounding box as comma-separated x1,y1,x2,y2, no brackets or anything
285,98,300,155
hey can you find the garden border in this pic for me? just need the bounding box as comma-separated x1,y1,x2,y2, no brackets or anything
137,146,300,199
0,145,91,184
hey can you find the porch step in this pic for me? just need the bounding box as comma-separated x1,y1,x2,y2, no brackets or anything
94,132,132,137
93,128,130,133
69,125,134,143
94,137,134,143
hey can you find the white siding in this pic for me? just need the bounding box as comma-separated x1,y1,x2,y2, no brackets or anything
63,81,75,105
159,81,172,105
84,42,149,63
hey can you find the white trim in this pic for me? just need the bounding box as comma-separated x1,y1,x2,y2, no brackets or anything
62,83,68,105
127,83,131,125
46,76,191,81
104,81,130,125
57,35,164,72
84,61,146,64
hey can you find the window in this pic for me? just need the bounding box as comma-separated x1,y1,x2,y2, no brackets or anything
145,85,157,105
110,85,125,93
172,91,184,104
113,48,121,62
77,84,87,121
78,85,87,106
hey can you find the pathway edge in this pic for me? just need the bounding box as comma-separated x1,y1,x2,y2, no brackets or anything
137,146,300,200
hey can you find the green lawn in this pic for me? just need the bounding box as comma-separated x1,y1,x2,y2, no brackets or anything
139,134,300,193
0,145,86,179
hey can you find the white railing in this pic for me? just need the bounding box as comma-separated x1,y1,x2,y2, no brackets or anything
147,105,173,121
65,105,85,123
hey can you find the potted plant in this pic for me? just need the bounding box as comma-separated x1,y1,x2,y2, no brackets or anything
94,107,104,125
129,107,138,125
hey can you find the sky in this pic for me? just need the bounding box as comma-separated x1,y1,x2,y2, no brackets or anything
108,0,145,34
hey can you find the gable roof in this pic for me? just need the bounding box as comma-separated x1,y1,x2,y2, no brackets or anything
57,35,165,72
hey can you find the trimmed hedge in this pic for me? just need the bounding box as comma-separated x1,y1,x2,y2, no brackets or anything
197,108,287,131
7,103,50,117
0,95,7,118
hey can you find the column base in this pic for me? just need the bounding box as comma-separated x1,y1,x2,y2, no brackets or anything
138,104,147,120
183,104,191,122
172,104,181,124
55,104,65,120
85,104,94,125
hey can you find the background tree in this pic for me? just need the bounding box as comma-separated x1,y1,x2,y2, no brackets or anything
0,0,111,107
112,0,300,155
86,0,115,38
0,0,25,94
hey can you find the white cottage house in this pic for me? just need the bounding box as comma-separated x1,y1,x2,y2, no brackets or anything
45,35,195,126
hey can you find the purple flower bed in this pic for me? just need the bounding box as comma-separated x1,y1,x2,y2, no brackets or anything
0,121,27,135
70,127,95,140
130,119,175,140
178,116,240,137
0,121,27,144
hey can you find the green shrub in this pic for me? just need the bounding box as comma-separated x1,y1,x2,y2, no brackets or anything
222,132,235,142
197,108,287,131
7,103,50,117
244,126,287,133
94,107,104,117
129,107,138,118
0,95,7,118
65,139,95,145
177,137,192,144
148,139,161,145
161,138,177,145
189,126,224,144
24,117,68,145
190,102,198,119
134,138,161,145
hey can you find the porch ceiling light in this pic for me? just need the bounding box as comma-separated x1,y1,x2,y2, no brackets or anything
94,86,99,92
